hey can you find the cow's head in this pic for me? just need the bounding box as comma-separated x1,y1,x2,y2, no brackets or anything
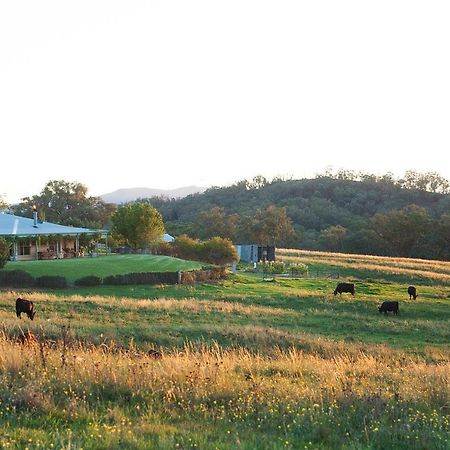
28,310,36,320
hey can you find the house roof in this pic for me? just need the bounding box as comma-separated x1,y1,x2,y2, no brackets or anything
0,212,103,237
163,233,175,242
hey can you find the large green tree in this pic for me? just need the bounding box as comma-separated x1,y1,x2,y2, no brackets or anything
319,225,348,252
111,203,165,250
371,205,429,257
196,207,239,241
12,180,116,228
237,205,295,246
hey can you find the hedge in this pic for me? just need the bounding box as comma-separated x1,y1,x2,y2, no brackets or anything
0,267,227,288
74,276,103,287
0,270,35,288
35,275,67,289
103,272,179,286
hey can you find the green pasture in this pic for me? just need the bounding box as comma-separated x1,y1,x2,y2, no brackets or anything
1,272,449,354
3,254,203,281
0,255,449,449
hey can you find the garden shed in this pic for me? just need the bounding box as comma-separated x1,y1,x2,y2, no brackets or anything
234,244,276,263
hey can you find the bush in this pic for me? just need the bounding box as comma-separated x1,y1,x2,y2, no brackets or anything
155,242,176,257
258,261,286,274
172,235,202,261
35,275,67,289
0,238,9,269
289,263,309,276
181,271,196,284
173,235,238,266
74,276,103,287
0,270,35,287
200,237,239,266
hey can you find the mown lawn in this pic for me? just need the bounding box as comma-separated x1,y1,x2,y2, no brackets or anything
2,254,203,282
0,251,449,449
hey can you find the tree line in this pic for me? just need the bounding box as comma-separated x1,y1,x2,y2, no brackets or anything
3,171,450,261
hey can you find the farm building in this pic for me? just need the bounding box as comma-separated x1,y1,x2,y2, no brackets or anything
235,244,276,263
0,211,105,261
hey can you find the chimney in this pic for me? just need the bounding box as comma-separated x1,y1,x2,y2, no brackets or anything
32,205,38,228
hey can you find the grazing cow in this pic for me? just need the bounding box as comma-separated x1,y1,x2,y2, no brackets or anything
15,298,36,320
333,282,355,296
378,301,399,315
408,286,417,300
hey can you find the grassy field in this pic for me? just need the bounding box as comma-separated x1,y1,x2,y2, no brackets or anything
0,251,449,449
3,254,203,282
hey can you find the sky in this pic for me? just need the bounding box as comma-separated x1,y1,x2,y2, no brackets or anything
1,1,449,203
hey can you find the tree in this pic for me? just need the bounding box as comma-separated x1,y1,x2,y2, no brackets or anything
426,214,450,260
12,180,116,228
196,207,239,241
0,195,8,210
371,205,429,257
319,225,347,252
237,205,295,246
0,238,10,269
111,203,165,250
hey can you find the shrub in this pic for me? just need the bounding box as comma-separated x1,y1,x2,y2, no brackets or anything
199,237,239,266
181,271,196,284
155,242,176,257
172,235,202,261
173,235,238,266
35,275,67,289
258,261,286,274
74,276,103,287
0,270,35,287
289,263,309,276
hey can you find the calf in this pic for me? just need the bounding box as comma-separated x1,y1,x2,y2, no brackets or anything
333,282,355,296
15,298,36,320
378,301,399,315
407,286,417,300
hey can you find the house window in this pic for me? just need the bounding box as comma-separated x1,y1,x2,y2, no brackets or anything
19,240,31,256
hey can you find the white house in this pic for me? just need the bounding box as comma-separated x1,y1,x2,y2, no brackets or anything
0,212,106,261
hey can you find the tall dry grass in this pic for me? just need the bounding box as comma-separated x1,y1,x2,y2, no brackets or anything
278,248,450,283
0,333,448,448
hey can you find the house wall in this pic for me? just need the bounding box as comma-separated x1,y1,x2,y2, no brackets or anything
10,237,77,261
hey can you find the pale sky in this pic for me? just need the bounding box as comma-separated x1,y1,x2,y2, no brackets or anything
1,1,449,203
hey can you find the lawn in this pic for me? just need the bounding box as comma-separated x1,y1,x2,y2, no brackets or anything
3,254,204,282
0,250,449,449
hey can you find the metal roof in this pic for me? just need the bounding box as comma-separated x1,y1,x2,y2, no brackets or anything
163,233,175,242
0,212,103,237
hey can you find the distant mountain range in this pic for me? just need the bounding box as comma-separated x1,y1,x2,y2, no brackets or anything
100,186,206,204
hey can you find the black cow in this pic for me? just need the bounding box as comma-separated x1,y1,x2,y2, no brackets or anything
333,282,355,296
378,301,399,315
16,298,36,320
407,286,417,300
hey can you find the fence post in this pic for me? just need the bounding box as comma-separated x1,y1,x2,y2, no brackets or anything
177,270,182,284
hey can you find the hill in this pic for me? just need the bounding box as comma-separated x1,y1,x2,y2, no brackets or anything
101,185,206,203
146,176,450,259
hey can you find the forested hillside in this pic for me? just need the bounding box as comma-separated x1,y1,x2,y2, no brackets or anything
147,172,450,260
